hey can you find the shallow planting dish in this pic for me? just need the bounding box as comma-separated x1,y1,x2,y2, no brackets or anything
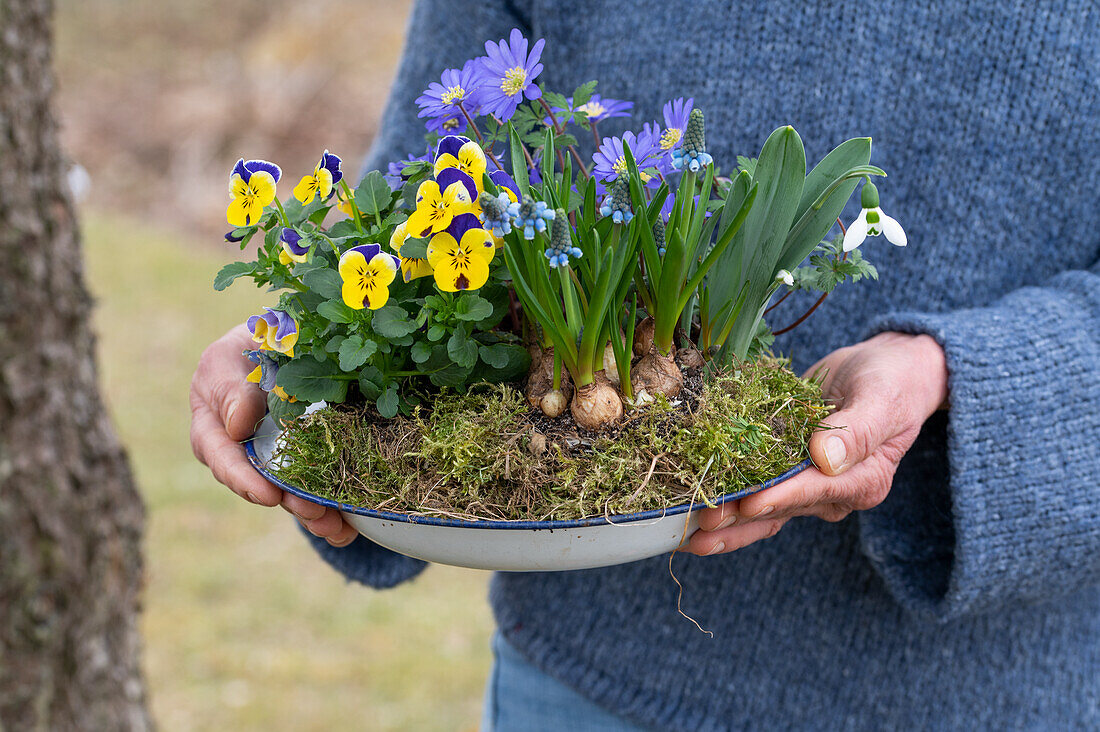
246,412,811,572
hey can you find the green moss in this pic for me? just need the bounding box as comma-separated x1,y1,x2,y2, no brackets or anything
271,358,829,522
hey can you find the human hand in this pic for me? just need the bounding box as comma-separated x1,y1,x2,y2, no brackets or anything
189,325,359,547
686,332,949,556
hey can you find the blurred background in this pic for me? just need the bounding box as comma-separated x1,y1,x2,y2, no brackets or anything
55,0,493,729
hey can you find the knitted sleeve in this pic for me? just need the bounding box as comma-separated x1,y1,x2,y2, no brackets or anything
858,264,1100,622
300,0,525,588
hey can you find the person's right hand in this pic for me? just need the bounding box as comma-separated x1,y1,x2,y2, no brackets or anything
189,325,359,547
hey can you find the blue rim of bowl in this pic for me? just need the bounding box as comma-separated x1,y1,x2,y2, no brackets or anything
245,434,812,530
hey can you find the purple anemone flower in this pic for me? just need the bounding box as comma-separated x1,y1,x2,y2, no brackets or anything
592,129,662,183
575,94,633,123
246,307,298,355
385,152,432,190
658,97,694,154
232,158,282,184
471,28,545,121
416,59,482,122
425,114,465,136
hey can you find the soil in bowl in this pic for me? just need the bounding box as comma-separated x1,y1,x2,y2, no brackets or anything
269,358,830,522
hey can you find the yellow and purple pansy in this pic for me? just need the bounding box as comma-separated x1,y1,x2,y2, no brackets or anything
227,159,282,227
338,243,401,310
388,220,435,283
433,135,487,192
405,167,476,238
427,213,496,292
293,150,343,205
278,227,309,265
247,307,298,356
245,350,296,402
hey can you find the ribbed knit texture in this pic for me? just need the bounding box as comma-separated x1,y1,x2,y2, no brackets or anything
305,1,1100,728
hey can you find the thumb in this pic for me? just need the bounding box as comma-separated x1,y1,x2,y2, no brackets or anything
809,392,905,476
224,380,268,442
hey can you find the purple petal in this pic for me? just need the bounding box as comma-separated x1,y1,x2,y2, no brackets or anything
436,166,478,201
321,151,343,185
266,308,298,341
489,169,519,199
231,158,248,181
347,242,382,261
447,213,483,240
436,135,473,161
243,159,282,183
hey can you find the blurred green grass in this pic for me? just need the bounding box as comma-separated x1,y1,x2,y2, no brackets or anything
84,211,493,731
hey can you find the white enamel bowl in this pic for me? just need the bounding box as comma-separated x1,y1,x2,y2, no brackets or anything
246,412,810,572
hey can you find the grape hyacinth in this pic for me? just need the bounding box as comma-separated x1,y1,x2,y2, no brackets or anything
652,217,667,257
599,177,633,224
671,108,713,172
479,191,513,237
544,208,581,268
508,198,555,240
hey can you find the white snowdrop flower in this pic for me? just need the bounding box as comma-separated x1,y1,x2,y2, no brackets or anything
843,182,907,252
776,269,794,286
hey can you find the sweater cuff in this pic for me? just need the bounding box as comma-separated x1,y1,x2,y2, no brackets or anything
300,524,428,589
858,278,1100,621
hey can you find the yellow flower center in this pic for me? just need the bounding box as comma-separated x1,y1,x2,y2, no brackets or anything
354,265,378,291
660,128,682,151
612,157,628,177
451,246,472,269
501,67,527,96
578,101,606,118
441,86,466,105
443,118,460,130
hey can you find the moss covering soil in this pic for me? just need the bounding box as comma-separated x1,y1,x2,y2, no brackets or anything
269,358,830,522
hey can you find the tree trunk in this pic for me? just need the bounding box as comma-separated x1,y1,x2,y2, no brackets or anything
0,0,151,729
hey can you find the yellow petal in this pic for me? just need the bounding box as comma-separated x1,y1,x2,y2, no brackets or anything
272,386,297,403
227,198,252,227
246,365,262,384
338,249,368,280
293,175,317,205
415,180,441,207
433,252,489,292
462,228,497,263
279,248,292,265
229,174,250,197
433,153,462,179
442,181,472,206
364,283,390,310
458,141,487,190
401,257,434,282
342,277,366,309
406,207,436,239
389,221,409,251
427,233,457,269
369,253,399,288
315,168,333,200
249,171,278,206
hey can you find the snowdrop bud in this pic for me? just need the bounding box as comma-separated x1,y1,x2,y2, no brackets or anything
776,269,794,286
860,182,880,209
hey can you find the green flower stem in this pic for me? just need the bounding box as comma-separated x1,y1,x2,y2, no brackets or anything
551,350,562,391
338,180,367,234
272,197,291,228
456,102,503,171
536,96,588,176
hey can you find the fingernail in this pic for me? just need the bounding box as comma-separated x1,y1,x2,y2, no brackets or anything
226,400,239,429
824,435,847,473
714,514,737,531
752,505,775,519
245,491,259,504
705,542,725,556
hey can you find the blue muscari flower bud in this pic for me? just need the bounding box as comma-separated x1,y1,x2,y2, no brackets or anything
509,197,555,240
671,108,713,172
544,208,582,268
480,191,513,237
652,217,666,257
598,177,633,224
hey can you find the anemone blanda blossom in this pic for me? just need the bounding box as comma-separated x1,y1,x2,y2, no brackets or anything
381,152,432,193
226,159,281,227
388,220,435,283
427,213,496,292
339,243,401,310
405,167,477,238
472,28,545,120
842,183,907,252
416,60,482,124
543,94,633,126
293,150,342,205
657,97,694,154
592,128,662,184
245,350,296,402
247,308,298,356
278,227,309,265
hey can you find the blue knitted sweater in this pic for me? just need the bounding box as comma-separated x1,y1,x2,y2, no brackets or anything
305,1,1100,728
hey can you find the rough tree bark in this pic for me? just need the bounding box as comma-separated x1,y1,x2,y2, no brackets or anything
0,0,151,729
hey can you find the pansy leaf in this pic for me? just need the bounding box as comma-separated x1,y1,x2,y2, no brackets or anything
447,329,479,369
478,344,530,380
324,335,346,353
275,358,348,403
357,365,384,400
410,340,433,364
213,261,256,291
453,294,494,322
317,299,358,324
400,237,429,260
308,205,334,227
376,385,399,419
267,392,307,428
371,305,417,339
355,170,392,218
426,325,446,342
327,219,361,238
338,335,378,371
429,362,474,388
302,268,343,300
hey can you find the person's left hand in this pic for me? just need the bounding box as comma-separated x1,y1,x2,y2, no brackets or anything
686,332,949,556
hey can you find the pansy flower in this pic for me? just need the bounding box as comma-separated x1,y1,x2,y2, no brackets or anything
278,227,309,265
471,28,545,120
416,60,482,124
227,159,281,227
842,183,907,252
245,350,296,402
388,220,435,283
405,167,476,238
338,243,401,310
293,150,343,205
247,308,298,356
592,129,661,184
427,213,496,292
434,136,488,193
